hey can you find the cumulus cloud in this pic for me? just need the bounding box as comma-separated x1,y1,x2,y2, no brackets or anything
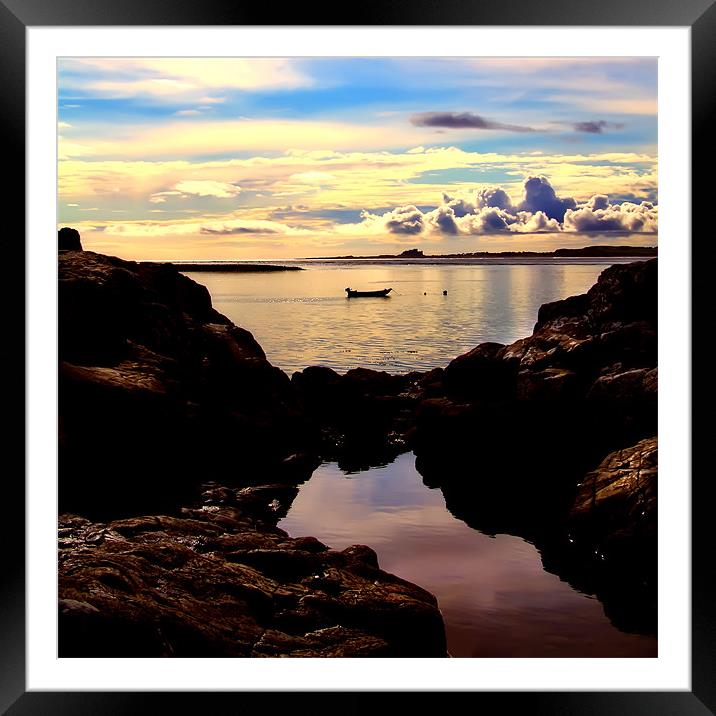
517,176,576,221
410,112,537,133
381,205,425,235
349,176,657,237
563,199,657,232
426,205,459,235
476,187,513,211
441,193,476,217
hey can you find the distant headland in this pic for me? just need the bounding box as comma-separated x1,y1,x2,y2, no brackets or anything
311,246,658,260
163,262,303,272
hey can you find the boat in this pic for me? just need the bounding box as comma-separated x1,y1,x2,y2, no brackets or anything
345,287,393,298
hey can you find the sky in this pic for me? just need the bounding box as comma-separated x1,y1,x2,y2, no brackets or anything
57,57,658,260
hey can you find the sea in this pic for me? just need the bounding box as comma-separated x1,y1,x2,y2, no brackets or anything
182,257,657,658
182,257,640,375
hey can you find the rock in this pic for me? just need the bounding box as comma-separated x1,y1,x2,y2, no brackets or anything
58,227,82,251
444,342,515,398
412,260,657,471
514,367,583,401
569,436,657,545
58,247,318,518
408,261,658,634
58,509,447,657
540,437,658,634
534,258,657,333
291,365,429,468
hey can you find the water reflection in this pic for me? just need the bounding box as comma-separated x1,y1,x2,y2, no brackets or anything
278,452,657,658
184,260,624,374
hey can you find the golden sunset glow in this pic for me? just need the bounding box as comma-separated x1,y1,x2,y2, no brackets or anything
59,57,657,259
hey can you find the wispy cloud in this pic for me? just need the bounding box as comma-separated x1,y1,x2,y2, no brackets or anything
410,112,537,133
60,58,315,101
572,120,625,134
149,180,241,203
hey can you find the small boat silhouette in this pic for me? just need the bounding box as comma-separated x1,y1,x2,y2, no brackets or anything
345,287,392,298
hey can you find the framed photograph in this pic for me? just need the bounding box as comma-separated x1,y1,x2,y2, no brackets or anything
4,0,711,712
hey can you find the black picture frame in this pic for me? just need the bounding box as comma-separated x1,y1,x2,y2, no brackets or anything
2,1,712,713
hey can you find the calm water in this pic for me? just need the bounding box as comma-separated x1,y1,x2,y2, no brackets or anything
187,258,655,657
279,453,657,658
183,258,634,374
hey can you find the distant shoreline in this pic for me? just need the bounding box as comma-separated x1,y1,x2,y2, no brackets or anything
153,246,657,269
308,245,658,260
165,262,303,272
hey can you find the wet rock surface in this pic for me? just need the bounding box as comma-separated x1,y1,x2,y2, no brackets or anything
539,436,658,634
58,502,447,657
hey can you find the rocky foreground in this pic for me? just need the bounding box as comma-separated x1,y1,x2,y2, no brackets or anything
58,231,446,657
58,227,658,654
59,505,445,657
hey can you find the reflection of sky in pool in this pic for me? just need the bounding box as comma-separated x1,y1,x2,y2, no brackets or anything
279,452,657,658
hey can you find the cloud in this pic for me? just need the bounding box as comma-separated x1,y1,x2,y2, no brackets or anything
149,191,184,204
476,187,513,211
517,176,576,221
441,193,476,218
199,225,282,235
572,120,625,134
563,199,657,232
60,58,315,101
149,180,241,203
426,205,459,235
511,210,561,233
58,118,450,159
289,171,335,184
345,176,656,237
174,180,241,198
381,205,425,235
100,217,301,238
410,112,537,133
59,146,657,231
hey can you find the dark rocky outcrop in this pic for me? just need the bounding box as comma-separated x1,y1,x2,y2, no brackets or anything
409,259,658,634
291,366,443,470
58,226,83,251
58,240,448,657
539,436,658,633
59,504,446,657
413,259,656,472
59,249,318,518
569,436,657,553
